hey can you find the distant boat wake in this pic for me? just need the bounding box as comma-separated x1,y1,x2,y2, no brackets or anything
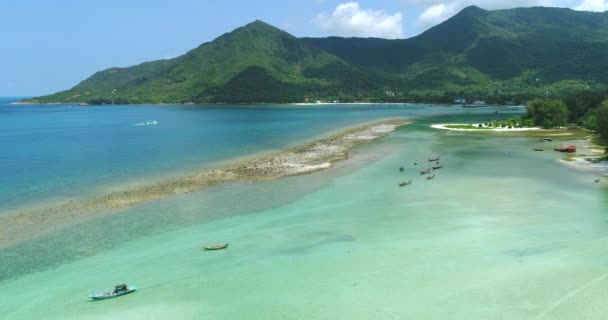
133,120,158,126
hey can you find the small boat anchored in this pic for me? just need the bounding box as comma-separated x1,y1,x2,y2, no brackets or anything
432,165,443,170
554,145,576,153
399,180,412,187
421,168,431,175
90,284,136,301
428,157,440,162
427,174,436,180
202,243,229,250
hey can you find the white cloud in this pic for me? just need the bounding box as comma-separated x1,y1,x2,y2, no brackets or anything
314,2,404,38
410,0,556,30
417,3,453,29
575,0,608,11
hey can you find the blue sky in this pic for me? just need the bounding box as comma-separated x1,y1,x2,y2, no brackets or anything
0,0,603,96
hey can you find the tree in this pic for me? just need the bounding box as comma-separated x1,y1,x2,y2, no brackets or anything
526,99,569,128
563,90,606,123
522,119,535,127
596,99,608,143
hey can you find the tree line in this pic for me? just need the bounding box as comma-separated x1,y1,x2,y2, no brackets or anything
525,90,608,154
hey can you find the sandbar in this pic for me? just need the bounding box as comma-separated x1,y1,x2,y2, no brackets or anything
0,119,409,248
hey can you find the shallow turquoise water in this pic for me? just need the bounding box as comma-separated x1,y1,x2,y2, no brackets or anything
0,98,498,212
1,102,607,319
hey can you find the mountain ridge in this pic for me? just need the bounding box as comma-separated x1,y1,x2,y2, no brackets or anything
29,6,608,104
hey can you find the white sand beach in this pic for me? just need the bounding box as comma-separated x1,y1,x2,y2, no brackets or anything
431,123,541,132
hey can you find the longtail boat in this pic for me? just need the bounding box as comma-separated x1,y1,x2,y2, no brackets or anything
421,168,431,175
432,165,443,170
427,174,436,180
90,284,136,301
399,180,412,187
428,157,440,162
202,243,229,250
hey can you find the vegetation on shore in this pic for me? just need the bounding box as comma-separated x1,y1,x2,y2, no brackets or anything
524,99,569,128
525,92,608,155
595,100,608,156
26,6,608,105
446,96,607,151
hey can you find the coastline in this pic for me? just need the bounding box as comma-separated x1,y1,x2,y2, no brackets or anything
560,156,608,173
433,123,608,178
11,100,514,107
0,119,410,248
431,123,541,132
11,101,409,106
558,135,607,177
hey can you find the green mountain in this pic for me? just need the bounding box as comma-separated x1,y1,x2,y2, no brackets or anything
30,6,608,104
32,20,388,104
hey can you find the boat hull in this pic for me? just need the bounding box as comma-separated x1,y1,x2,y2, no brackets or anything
90,287,136,300
554,145,576,153
203,243,229,250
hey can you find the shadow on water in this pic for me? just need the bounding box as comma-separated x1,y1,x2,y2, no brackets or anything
502,243,565,259
275,233,356,256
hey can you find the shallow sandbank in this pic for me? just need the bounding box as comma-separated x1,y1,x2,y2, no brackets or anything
0,119,409,248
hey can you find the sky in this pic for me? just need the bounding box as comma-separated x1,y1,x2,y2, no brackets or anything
0,0,606,96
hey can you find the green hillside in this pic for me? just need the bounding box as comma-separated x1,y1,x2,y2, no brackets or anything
29,7,608,104
33,21,385,104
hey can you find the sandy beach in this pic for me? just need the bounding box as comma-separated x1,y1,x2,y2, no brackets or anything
558,139,607,177
431,123,542,132
431,123,608,177
0,119,409,248
560,157,608,173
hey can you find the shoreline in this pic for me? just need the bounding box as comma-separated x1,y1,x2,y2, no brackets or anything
0,119,410,248
432,123,608,178
558,135,607,177
560,157,608,174
11,100,517,107
431,123,541,132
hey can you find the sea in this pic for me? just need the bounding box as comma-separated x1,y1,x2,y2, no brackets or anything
1,97,607,319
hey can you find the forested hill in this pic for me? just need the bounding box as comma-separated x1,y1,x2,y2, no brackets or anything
29,6,608,104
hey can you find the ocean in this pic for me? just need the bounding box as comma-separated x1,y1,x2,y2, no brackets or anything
1,98,607,319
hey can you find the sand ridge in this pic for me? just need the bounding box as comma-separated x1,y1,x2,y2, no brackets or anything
0,119,410,248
